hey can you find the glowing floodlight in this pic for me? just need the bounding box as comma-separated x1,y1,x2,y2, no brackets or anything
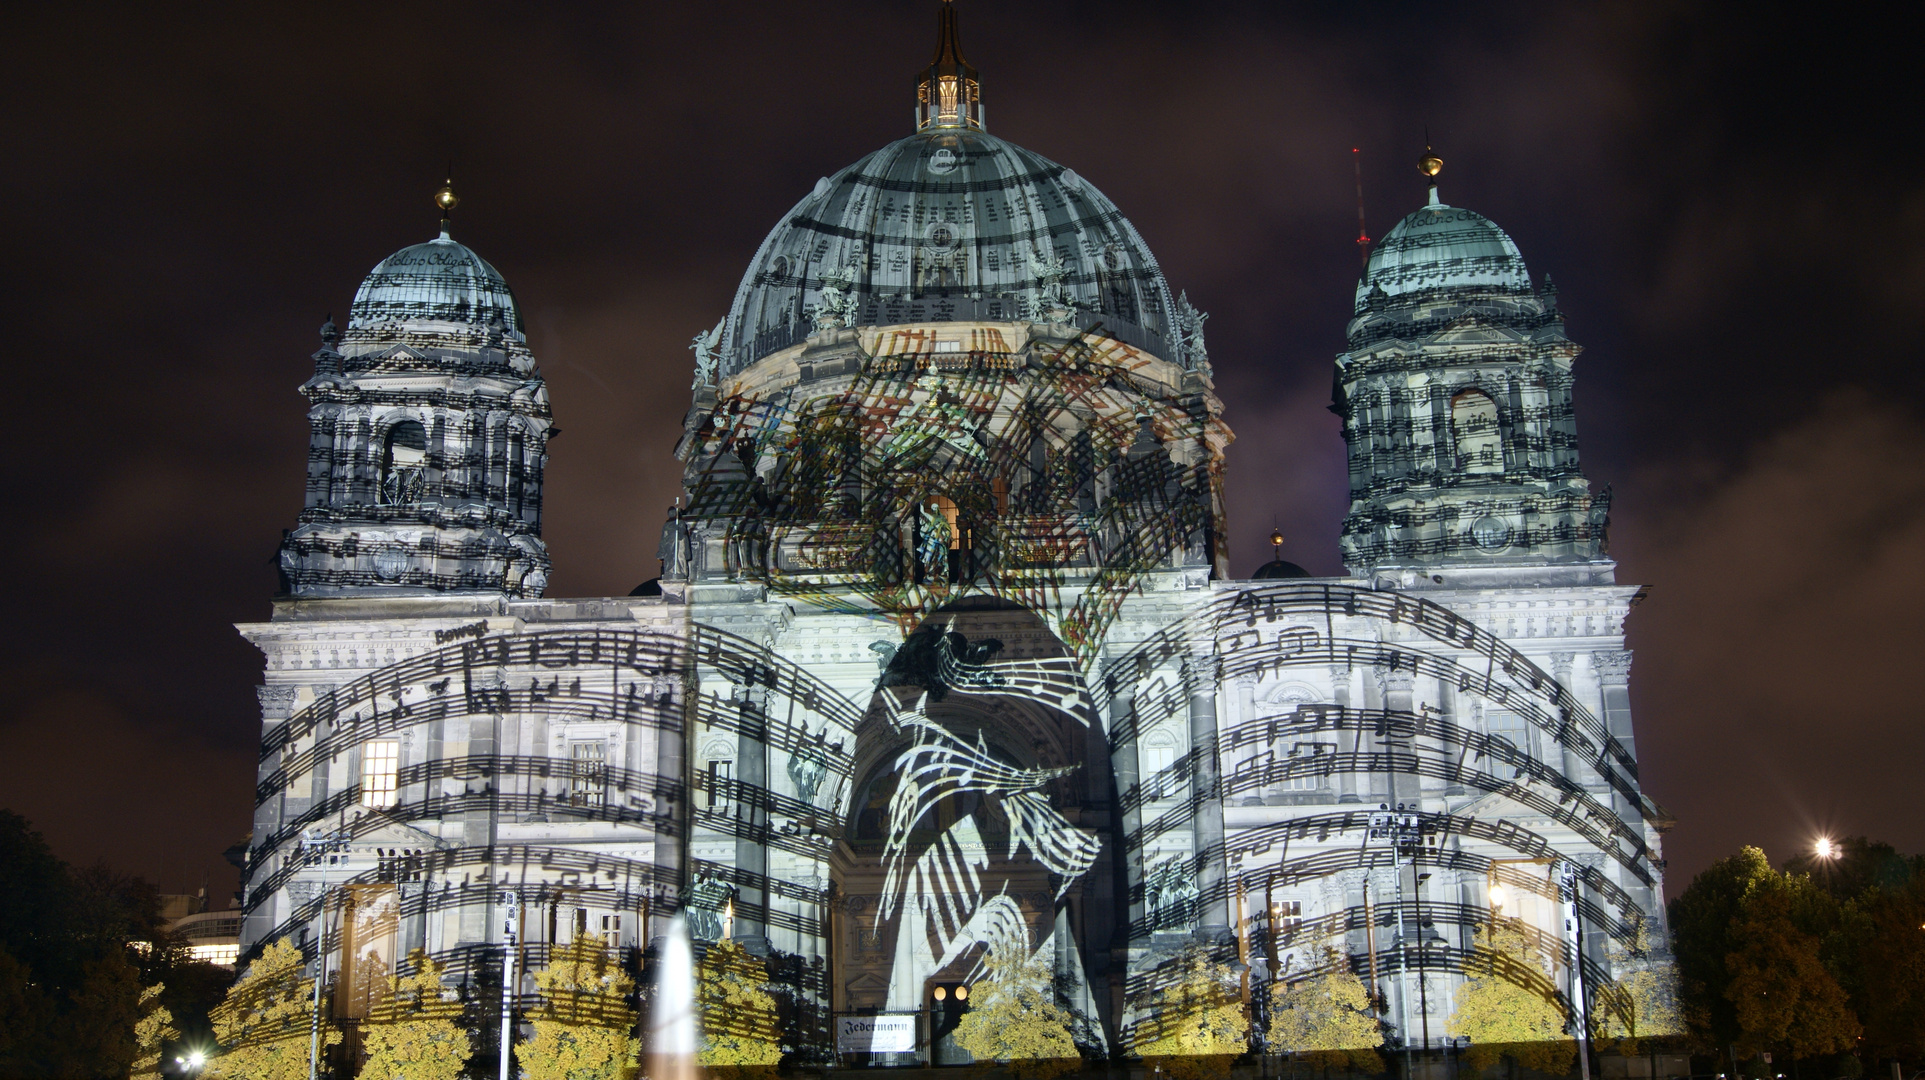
1815,837,1837,860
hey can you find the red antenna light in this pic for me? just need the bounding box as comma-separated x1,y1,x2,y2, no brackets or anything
1353,148,1371,270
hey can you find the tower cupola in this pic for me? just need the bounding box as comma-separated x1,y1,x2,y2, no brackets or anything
278,184,553,599
1334,151,1609,587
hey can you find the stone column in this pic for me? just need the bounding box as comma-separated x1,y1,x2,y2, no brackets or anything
1381,669,1416,801
1592,650,1637,821
1186,653,1230,937
1550,652,1588,785
735,681,771,952
1107,654,1146,943
1331,665,1360,803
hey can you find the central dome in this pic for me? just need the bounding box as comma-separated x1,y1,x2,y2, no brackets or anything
718,128,1179,376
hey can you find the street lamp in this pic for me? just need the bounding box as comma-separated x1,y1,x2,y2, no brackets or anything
1557,862,1592,1080
1814,837,1837,861
1368,803,1433,1076
500,890,522,1080
294,828,351,1080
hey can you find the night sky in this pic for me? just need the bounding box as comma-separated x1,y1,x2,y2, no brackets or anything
3,2,1918,907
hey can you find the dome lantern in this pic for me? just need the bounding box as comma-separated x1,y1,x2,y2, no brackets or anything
915,1,982,131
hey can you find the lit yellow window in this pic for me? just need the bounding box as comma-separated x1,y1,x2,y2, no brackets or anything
361,740,399,808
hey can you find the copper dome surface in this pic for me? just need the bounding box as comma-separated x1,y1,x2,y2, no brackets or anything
348,232,522,334
720,128,1178,374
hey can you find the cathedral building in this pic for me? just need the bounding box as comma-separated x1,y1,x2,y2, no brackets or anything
237,4,1670,1067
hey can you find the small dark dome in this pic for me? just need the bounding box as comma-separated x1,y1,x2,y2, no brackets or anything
1252,558,1311,579
349,233,521,333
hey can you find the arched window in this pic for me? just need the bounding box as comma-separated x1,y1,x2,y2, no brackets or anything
701,739,735,815
379,420,427,504
1450,390,1502,474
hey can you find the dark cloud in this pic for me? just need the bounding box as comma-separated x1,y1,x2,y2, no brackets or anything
1615,392,1925,880
0,1,1917,901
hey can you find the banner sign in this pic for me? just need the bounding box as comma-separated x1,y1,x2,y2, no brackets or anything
837,1014,917,1053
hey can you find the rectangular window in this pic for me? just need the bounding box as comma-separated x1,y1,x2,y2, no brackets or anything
1485,710,1533,763
708,759,733,811
1144,744,1177,801
570,742,606,807
601,913,622,948
1271,900,1303,945
1288,742,1335,791
361,740,399,809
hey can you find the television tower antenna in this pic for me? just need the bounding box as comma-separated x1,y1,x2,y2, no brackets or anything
1353,148,1371,270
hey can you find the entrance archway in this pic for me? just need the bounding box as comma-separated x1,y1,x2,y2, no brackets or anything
829,599,1119,1063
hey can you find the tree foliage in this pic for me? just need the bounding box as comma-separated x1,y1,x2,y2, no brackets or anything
1594,914,1684,1059
132,983,178,1080
1723,876,1859,1058
695,939,783,1078
1266,947,1383,1074
1448,916,1576,1075
517,936,641,1080
1131,947,1250,1080
207,938,343,1080
1664,842,1925,1066
359,949,472,1080
1834,873,1925,1062
0,809,175,1079
66,946,145,1073
1669,846,1777,1051
951,949,1082,1080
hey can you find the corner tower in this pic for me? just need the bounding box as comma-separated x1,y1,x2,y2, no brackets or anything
1335,153,1609,588
279,184,552,598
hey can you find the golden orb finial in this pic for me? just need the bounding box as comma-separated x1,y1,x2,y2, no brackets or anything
1269,527,1285,550
435,179,460,215
1418,147,1443,179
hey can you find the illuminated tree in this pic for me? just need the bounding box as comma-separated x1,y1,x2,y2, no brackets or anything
517,936,641,1080
206,938,342,1080
1448,917,1575,1076
695,939,783,1079
132,982,178,1080
1132,947,1250,1080
1266,947,1383,1075
951,949,1081,1080
1594,914,1684,1062
358,949,471,1080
